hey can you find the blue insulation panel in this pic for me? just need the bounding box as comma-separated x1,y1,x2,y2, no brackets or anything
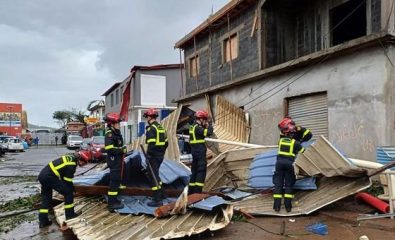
190,196,227,211
247,145,317,190
73,151,191,215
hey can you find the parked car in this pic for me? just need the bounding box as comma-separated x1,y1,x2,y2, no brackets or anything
4,138,24,152
66,135,83,149
80,138,91,151
88,136,106,161
0,135,13,144
0,143,6,156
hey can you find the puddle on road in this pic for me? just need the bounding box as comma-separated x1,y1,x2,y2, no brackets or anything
0,213,75,240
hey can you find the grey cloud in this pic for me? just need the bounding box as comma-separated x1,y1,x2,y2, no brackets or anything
0,0,228,127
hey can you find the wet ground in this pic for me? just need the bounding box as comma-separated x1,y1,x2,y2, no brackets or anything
1,147,394,240
0,146,74,240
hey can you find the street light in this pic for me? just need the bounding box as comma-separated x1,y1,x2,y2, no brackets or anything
6,106,13,136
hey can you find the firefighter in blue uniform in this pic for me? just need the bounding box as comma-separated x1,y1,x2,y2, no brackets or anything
38,152,89,228
104,112,126,211
273,118,305,213
188,110,213,194
143,108,168,207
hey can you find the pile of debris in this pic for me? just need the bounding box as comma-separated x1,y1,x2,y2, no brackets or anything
52,97,395,239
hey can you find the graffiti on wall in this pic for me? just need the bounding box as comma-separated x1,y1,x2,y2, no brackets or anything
332,120,375,154
251,110,282,144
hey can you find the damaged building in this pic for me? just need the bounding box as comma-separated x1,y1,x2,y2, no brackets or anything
174,0,395,160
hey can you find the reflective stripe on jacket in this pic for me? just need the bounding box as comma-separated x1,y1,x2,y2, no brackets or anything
48,155,77,182
278,137,304,160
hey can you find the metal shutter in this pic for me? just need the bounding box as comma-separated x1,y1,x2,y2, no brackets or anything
288,93,328,139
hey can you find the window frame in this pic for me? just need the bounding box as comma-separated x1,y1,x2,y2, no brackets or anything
223,32,239,63
189,54,199,78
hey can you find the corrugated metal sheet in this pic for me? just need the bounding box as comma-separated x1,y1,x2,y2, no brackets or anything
296,136,367,177
128,105,182,161
190,196,227,211
204,136,371,216
54,198,233,240
288,93,328,138
377,146,395,170
213,96,250,153
247,148,317,190
232,176,370,216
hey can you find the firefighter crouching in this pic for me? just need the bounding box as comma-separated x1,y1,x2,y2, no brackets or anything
188,110,213,194
143,108,168,207
273,118,305,213
104,112,127,211
38,152,89,228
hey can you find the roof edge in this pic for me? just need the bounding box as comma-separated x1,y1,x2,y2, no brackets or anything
175,0,254,49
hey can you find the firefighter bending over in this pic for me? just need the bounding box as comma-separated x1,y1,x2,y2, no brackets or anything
38,152,89,228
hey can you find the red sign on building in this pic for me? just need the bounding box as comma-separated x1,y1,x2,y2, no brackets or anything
0,103,23,136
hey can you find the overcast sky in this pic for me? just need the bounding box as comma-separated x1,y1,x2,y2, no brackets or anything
0,0,228,127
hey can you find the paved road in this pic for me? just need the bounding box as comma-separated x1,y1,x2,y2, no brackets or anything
0,146,74,176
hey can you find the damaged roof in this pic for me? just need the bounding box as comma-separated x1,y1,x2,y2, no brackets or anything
205,136,372,216
54,198,233,240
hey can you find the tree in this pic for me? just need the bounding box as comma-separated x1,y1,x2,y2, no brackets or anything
70,108,88,126
52,110,72,128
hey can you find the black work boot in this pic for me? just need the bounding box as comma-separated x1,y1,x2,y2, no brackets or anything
65,208,80,220
39,213,52,228
147,191,163,207
188,186,195,195
159,188,167,200
39,220,52,228
273,198,282,212
284,198,292,213
108,199,124,211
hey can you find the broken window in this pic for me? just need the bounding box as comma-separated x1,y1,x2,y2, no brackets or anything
330,0,367,46
223,33,238,62
189,55,199,78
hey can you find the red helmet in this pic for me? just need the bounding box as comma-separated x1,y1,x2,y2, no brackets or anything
103,112,121,124
278,117,295,134
195,110,209,120
143,108,158,118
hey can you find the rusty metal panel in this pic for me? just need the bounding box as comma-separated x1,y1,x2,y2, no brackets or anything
54,197,233,240
128,105,182,161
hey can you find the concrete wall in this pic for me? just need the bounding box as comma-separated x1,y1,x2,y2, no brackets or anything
134,68,184,106
104,83,125,115
182,0,390,95
181,46,394,161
